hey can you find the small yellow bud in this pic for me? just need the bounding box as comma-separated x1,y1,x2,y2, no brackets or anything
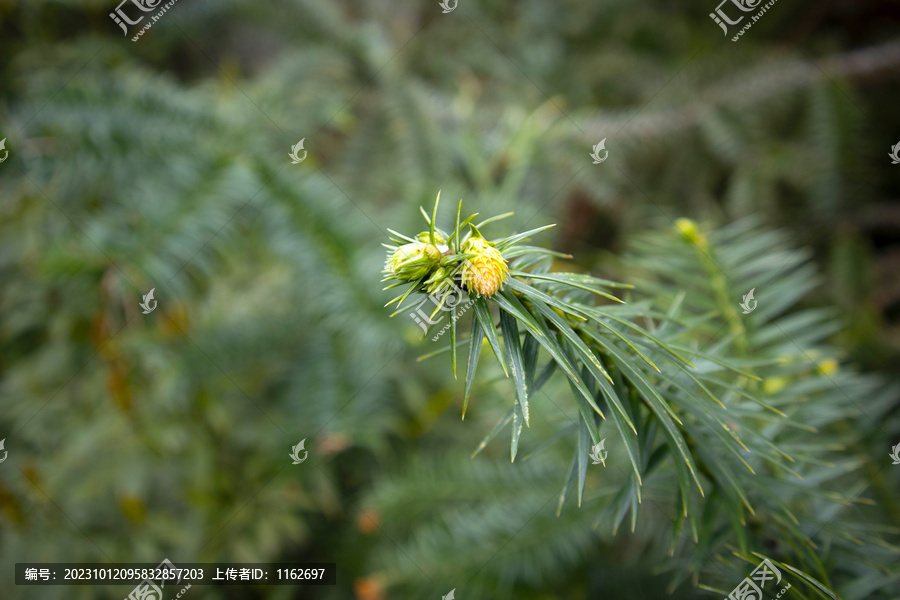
461,237,508,297
817,358,839,376
675,218,707,247
763,377,788,394
385,242,441,280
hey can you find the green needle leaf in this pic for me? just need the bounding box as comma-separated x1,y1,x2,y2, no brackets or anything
463,316,484,418
454,200,462,253
557,452,578,516
577,417,590,506
473,297,507,376
604,368,643,488
429,190,440,245
522,330,540,393
472,407,514,458
450,303,458,379
475,212,514,229
500,309,530,430
493,290,598,414
387,228,418,243
520,296,642,441
520,290,612,386
502,246,572,260
494,224,556,251
511,402,525,462
565,375,599,445
511,271,628,302
762,559,841,600
589,332,705,496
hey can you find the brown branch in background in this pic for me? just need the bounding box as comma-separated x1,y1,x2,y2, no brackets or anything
584,38,900,142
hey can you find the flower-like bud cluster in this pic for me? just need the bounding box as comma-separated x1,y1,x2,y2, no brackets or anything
460,237,508,297
385,241,442,281
384,230,509,299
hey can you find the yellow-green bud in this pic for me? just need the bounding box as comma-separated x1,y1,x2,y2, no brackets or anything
416,230,448,245
762,377,788,394
461,237,508,297
385,242,441,281
675,218,707,247
817,358,839,376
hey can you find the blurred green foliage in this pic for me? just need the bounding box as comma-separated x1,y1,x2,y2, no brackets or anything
1,0,899,599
